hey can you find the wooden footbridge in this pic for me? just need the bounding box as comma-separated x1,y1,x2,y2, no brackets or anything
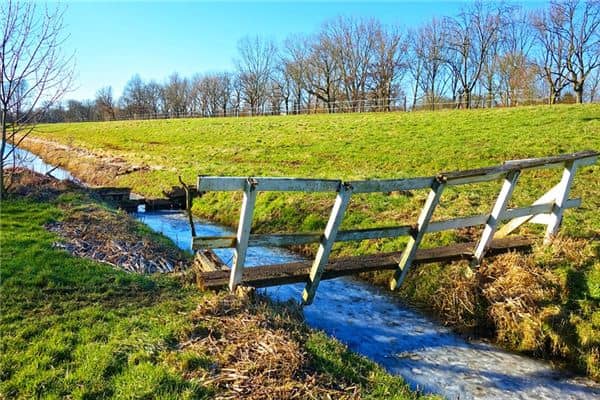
189,151,598,304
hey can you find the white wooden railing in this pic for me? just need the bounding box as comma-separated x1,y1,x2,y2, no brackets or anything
192,150,598,304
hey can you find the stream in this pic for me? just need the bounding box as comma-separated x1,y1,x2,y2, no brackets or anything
8,144,600,400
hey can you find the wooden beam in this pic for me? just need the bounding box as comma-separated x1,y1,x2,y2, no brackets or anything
302,184,353,305
390,180,445,291
473,170,520,264
229,179,258,290
348,177,435,193
194,249,229,272
191,199,583,250
438,151,598,186
198,176,341,192
192,236,236,249
544,160,578,244
198,237,534,289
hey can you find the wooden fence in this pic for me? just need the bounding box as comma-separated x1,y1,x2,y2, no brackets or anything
192,150,598,304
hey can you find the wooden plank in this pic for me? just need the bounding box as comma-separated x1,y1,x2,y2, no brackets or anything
427,214,488,232
250,232,322,247
544,160,577,244
191,199,582,250
198,176,247,192
254,177,341,192
198,237,534,289
198,176,341,192
503,151,597,170
229,182,258,290
337,226,413,241
473,170,520,264
194,249,229,272
192,236,236,250
390,180,445,291
302,185,353,305
439,151,598,186
348,177,435,193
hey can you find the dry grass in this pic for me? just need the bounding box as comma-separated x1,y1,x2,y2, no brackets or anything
480,251,561,350
406,237,600,379
182,293,361,400
7,168,190,274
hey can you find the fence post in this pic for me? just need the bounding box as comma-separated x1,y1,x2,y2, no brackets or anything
472,170,520,264
544,160,577,244
229,178,258,290
302,183,352,305
390,180,446,290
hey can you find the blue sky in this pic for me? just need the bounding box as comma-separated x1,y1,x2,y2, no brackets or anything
58,1,545,100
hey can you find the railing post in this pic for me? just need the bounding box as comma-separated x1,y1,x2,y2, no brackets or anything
472,170,520,265
229,178,258,291
390,179,446,290
544,160,577,244
302,183,352,305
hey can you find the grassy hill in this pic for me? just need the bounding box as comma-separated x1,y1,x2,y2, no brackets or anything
23,104,600,379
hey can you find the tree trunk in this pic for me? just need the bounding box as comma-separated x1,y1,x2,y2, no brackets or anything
465,89,471,109
575,84,583,104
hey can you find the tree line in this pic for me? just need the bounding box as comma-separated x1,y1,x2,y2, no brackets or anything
45,0,600,123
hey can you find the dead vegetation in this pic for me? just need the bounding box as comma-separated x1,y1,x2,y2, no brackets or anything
7,168,190,274
20,137,157,186
181,293,363,399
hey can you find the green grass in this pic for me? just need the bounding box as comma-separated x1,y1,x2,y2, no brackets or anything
23,104,600,379
0,192,428,399
30,105,599,240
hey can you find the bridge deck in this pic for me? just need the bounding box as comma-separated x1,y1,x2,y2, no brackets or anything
198,236,533,289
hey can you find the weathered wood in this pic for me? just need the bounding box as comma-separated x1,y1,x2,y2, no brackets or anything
348,177,435,193
439,150,598,185
250,232,322,247
302,185,353,304
390,180,445,291
191,199,583,250
229,180,258,290
194,249,229,272
544,160,577,244
193,236,237,249
198,237,534,289
473,170,520,264
198,176,341,192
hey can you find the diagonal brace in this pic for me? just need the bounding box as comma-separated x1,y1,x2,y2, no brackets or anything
390,180,446,290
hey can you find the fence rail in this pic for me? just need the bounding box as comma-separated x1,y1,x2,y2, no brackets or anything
192,150,598,304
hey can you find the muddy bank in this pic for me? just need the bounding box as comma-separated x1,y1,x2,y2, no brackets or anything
19,136,161,186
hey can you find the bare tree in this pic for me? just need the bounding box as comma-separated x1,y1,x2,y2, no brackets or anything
370,25,407,110
1,0,74,197
236,36,277,115
558,0,600,103
120,74,150,117
413,18,447,109
162,72,190,116
325,17,379,111
304,32,341,112
443,1,504,108
282,35,309,114
532,4,572,104
144,81,163,116
95,86,116,120
496,6,537,106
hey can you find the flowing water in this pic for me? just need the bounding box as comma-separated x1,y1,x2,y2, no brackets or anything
8,145,600,399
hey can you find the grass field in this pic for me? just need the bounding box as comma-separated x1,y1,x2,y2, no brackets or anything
22,104,600,379
0,178,427,399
